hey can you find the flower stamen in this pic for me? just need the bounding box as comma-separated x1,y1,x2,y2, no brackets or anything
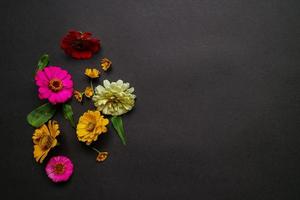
49,79,63,92
86,122,96,131
54,163,65,174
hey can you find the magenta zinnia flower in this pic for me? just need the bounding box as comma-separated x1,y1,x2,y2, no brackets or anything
45,156,74,183
35,66,73,104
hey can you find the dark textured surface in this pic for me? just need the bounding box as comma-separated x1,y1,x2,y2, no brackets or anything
1,0,299,199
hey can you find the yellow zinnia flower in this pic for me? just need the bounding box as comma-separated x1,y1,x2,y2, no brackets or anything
93,80,136,116
84,86,94,98
100,58,112,71
76,110,109,145
32,120,60,163
85,68,100,78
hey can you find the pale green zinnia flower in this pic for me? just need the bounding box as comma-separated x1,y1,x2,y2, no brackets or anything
92,80,136,116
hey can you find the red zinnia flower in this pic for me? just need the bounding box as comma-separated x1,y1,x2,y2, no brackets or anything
60,30,100,59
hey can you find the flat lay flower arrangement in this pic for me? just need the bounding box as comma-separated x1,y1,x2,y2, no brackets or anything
27,30,136,183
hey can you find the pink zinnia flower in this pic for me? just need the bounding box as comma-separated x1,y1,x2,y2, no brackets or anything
35,66,73,104
45,156,74,183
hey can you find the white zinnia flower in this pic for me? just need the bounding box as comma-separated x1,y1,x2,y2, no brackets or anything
92,80,136,116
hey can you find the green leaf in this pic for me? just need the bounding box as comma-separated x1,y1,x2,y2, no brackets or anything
62,103,75,128
27,103,56,127
37,54,49,71
111,116,126,145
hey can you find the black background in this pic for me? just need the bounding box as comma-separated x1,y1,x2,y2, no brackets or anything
1,0,299,199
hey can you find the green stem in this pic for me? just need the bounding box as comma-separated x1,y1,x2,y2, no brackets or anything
90,79,94,90
91,147,100,153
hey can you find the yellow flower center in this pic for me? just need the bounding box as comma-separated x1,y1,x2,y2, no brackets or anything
49,79,63,92
86,122,96,131
54,163,65,174
39,135,54,150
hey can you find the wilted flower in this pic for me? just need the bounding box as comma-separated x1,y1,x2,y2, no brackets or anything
73,90,83,102
100,58,112,71
96,152,108,162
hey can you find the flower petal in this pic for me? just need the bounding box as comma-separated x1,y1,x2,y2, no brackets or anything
54,69,68,80
38,87,52,99
103,80,110,88
62,79,73,88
